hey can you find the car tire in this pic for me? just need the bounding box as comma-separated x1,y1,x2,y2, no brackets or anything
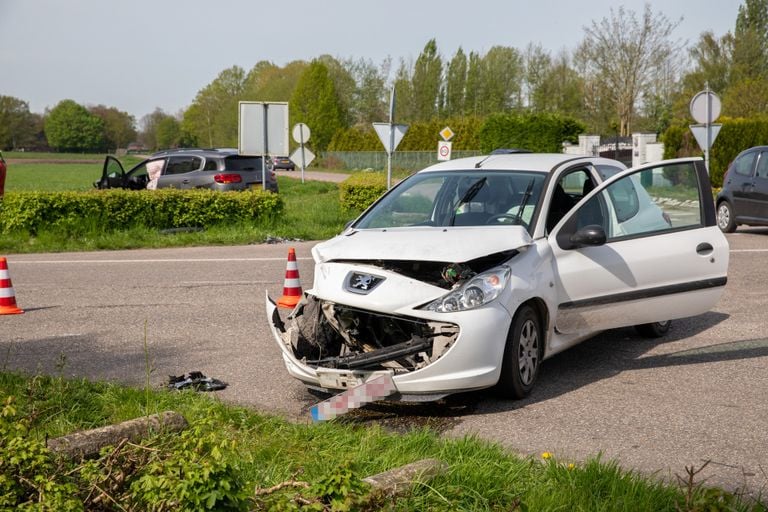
634,320,671,338
717,201,737,233
497,305,541,399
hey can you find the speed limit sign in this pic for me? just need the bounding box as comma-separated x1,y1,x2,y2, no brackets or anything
437,140,452,161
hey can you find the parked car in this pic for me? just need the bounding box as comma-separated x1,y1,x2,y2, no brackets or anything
267,153,728,400
94,148,278,192
716,145,768,232
272,156,295,171
0,151,6,197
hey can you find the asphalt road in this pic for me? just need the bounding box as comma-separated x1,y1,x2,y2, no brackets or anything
2,229,768,496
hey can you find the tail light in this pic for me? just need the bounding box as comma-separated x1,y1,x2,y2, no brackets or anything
214,173,242,184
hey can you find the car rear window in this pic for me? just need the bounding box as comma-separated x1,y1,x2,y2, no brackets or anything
224,156,263,172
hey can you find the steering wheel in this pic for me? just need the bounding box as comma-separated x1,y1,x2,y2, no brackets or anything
486,213,528,229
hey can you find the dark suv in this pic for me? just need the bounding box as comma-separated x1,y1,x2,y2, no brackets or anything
95,148,278,192
716,146,768,232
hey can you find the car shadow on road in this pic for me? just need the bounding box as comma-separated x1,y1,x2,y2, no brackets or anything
338,310,768,429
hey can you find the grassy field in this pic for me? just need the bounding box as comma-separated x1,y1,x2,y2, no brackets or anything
3,371,754,511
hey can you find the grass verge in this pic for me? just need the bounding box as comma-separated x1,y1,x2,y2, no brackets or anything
2,370,758,511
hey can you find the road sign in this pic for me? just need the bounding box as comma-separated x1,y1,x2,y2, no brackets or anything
292,123,311,144
238,102,289,156
372,123,408,155
439,126,454,141
690,124,722,151
437,140,452,161
290,147,315,168
690,90,721,124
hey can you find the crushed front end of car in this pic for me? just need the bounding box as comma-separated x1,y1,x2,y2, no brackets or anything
266,227,532,399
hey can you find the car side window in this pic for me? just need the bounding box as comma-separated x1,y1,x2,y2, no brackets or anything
547,168,594,232
571,162,701,240
756,152,768,179
165,156,202,175
733,152,757,177
203,159,218,171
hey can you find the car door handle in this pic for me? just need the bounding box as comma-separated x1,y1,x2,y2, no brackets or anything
182,179,190,184
696,243,713,255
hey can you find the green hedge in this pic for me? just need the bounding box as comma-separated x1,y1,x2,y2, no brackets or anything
662,116,768,187
0,189,283,234
478,112,584,153
339,172,387,211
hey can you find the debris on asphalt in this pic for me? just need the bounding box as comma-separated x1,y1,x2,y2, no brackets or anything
264,235,304,244
168,371,227,392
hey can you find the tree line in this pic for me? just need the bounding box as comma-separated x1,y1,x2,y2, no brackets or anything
1,1,767,154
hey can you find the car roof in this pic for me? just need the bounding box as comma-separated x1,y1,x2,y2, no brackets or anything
150,148,245,158
418,153,624,174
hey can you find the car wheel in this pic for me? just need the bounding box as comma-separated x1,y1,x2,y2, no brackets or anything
634,320,671,338
497,305,541,399
717,201,737,233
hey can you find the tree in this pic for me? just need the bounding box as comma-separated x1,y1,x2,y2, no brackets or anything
523,44,552,110
156,116,182,149
480,46,523,113
393,59,415,122
576,5,683,135
345,57,390,124
411,39,443,121
44,99,105,152
464,51,483,116
444,47,467,117
732,0,768,82
244,60,307,102
183,66,247,147
0,95,39,150
290,60,346,151
531,52,585,119
318,55,355,127
89,105,137,151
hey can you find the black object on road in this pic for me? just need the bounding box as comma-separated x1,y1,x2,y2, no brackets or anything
168,371,228,392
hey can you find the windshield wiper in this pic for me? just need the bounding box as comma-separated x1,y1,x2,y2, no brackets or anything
448,177,487,226
515,178,535,224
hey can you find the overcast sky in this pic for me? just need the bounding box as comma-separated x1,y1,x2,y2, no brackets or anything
0,0,744,122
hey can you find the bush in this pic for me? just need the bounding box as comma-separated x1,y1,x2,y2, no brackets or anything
0,189,283,235
478,112,585,153
662,116,768,187
339,172,387,211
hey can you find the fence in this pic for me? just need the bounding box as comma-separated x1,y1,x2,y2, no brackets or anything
324,151,482,172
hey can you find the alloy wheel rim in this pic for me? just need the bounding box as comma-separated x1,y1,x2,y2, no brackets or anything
717,205,730,229
517,319,539,385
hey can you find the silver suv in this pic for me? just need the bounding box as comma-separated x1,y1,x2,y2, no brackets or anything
95,148,278,192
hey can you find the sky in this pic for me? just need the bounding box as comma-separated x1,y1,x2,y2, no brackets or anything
0,0,745,123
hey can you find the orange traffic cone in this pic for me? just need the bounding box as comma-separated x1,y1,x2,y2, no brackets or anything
277,248,303,309
0,257,24,315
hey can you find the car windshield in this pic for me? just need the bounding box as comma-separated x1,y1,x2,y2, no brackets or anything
354,170,546,229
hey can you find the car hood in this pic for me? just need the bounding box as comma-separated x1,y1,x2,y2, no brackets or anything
313,226,533,263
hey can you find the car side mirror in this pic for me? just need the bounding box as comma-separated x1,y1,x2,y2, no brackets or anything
569,225,606,248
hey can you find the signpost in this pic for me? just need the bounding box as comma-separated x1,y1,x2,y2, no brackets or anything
290,122,313,183
437,126,454,161
239,101,289,190
373,87,408,189
689,84,721,172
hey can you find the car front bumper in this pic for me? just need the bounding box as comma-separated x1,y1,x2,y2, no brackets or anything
265,290,512,397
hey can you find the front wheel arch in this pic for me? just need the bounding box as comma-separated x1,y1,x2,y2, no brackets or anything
496,301,545,399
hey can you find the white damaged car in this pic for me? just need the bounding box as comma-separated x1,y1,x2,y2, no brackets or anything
267,153,729,400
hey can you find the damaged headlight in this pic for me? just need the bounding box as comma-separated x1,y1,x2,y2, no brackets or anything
423,266,511,312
